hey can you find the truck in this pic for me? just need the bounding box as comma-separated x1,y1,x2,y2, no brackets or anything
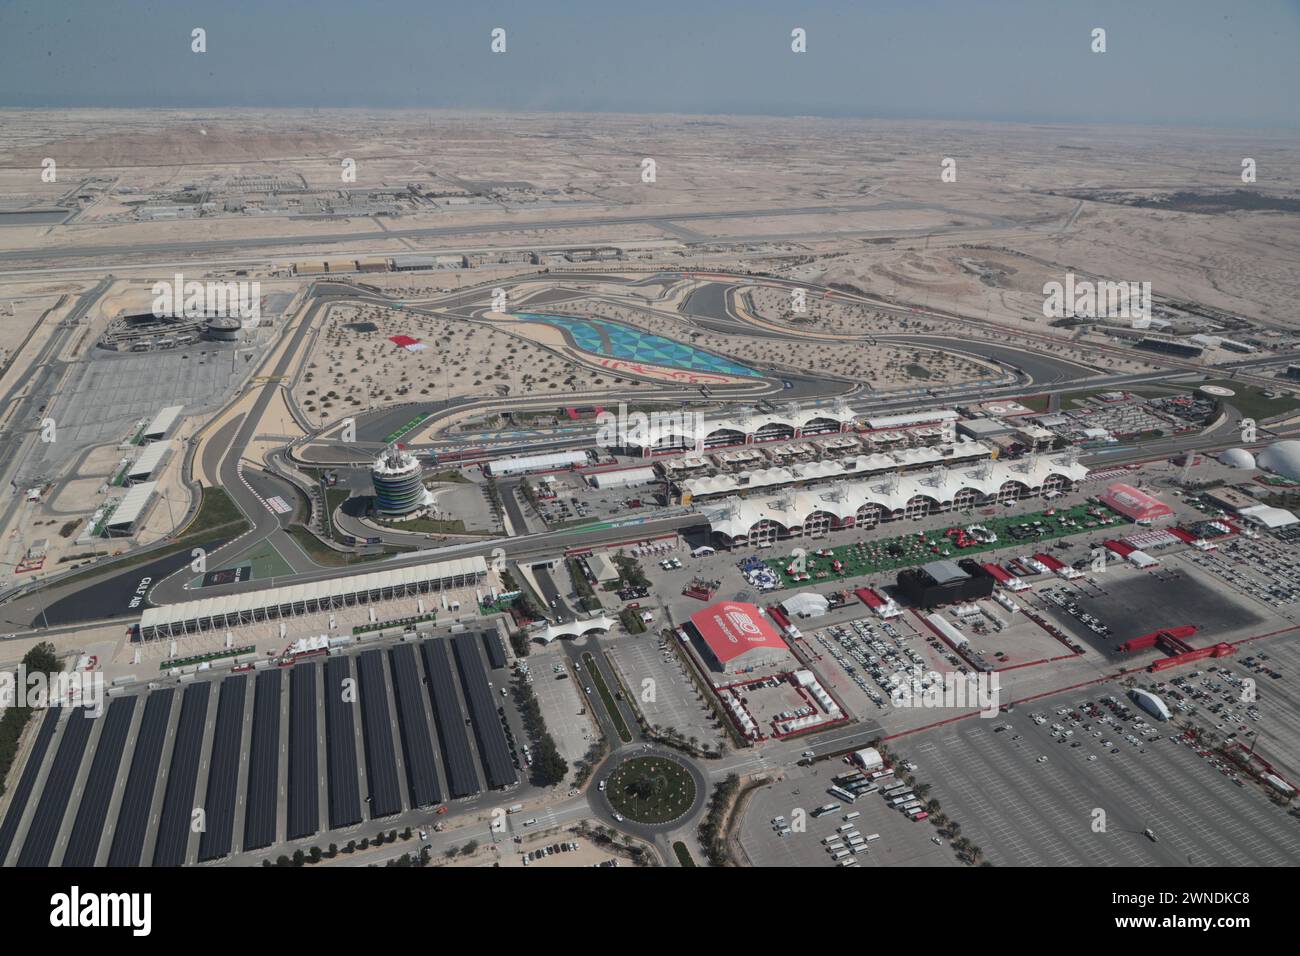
507,804,524,814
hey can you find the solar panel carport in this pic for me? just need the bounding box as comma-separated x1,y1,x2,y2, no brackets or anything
389,644,442,809
420,638,481,799
451,632,517,790
287,663,321,839
0,708,61,864
244,669,283,851
63,696,137,866
109,689,174,866
324,656,363,829
356,649,403,819
17,708,96,866
481,630,507,670
137,555,488,640
197,675,247,861
152,682,211,866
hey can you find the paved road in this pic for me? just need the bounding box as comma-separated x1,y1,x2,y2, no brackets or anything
0,201,1014,266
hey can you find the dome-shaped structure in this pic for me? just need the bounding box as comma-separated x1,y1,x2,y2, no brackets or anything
1258,440,1300,481
1217,448,1257,470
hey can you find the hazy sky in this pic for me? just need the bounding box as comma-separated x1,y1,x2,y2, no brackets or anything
1,0,1296,128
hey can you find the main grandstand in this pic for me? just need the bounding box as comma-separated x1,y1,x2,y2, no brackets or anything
698,452,1087,547
136,556,487,640
675,441,994,504
619,401,863,455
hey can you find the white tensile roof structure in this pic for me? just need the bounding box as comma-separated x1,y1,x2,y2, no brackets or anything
700,454,1087,541
536,614,617,643
681,441,995,500
138,555,488,639
628,402,857,448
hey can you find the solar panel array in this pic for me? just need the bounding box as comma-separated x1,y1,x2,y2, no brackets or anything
388,644,442,809
63,696,137,866
153,681,211,866
324,656,363,829
17,708,95,866
481,629,508,670
0,707,60,864
197,675,247,862
451,633,518,789
356,649,402,819
108,688,174,867
3,632,522,867
287,662,320,840
420,638,481,799
244,669,282,851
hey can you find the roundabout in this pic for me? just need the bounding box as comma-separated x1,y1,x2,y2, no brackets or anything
593,748,707,833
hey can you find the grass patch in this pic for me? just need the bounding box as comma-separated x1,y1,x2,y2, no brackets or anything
582,651,632,743
182,486,246,537
376,515,469,535
904,363,932,380
673,841,697,867
605,755,697,825
764,501,1120,588
1014,393,1052,413
285,525,412,567
429,470,471,484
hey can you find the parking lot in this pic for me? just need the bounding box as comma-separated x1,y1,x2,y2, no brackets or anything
1026,557,1269,658
738,769,959,868
605,634,724,749
1181,535,1300,617
900,684,1300,867
523,644,600,774
1174,632,1300,787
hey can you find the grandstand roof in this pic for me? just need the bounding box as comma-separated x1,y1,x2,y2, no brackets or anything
699,454,1087,540
138,555,488,634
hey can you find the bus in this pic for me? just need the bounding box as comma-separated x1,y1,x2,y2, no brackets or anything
827,786,857,803
906,807,928,820
901,800,924,812
812,803,842,818
836,823,856,834
836,772,865,785
839,857,859,867
831,849,850,860
850,844,870,855
884,784,910,797
864,833,881,842
890,794,915,807
842,811,861,822
870,769,894,780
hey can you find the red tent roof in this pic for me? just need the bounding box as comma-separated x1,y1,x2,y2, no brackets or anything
982,563,1015,583
389,334,420,348
855,587,886,609
1100,482,1174,521
689,601,786,665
